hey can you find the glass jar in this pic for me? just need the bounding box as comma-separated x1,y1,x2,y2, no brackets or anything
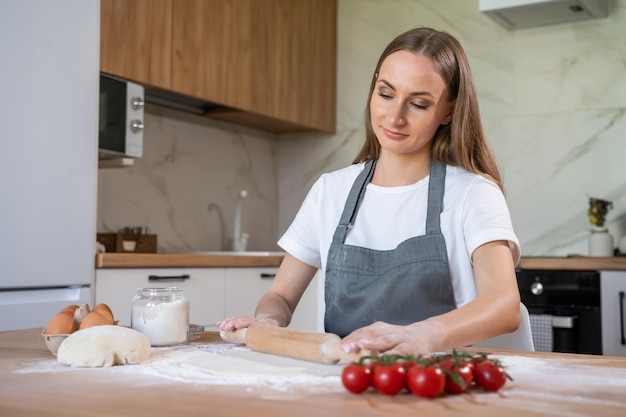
131,287,189,347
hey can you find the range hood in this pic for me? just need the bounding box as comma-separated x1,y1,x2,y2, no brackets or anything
144,87,223,115
479,0,609,30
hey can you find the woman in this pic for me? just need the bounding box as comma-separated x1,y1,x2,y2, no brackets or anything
218,27,521,355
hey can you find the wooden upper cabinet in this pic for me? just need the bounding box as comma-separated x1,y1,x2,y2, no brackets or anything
271,0,337,132
172,0,336,132
100,0,172,89
170,0,236,106
101,0,336,133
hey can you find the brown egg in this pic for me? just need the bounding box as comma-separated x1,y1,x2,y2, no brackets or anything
92,303,114,324
79,311,111,329
46,311,78,334
59,304,79,315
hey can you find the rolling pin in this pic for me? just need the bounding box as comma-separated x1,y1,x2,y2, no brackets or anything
220,325,373,364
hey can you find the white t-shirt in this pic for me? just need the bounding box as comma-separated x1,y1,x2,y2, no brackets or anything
278,162,520,308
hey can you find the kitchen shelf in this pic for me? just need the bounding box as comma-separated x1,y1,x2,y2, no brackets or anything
95,253,285,268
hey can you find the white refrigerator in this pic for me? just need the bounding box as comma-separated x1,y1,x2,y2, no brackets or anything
0,0,100,331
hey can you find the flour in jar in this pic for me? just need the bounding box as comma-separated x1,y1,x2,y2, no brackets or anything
131,287,189,346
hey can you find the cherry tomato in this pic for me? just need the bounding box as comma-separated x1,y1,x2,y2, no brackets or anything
473,359,507,391
372,363,407,395
439,360,474,394
406,365,445,398
341,364,372,394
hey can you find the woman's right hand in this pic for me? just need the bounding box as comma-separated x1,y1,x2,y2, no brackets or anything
216,314,281,332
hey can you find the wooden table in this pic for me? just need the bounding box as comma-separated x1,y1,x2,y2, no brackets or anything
2,328,626,417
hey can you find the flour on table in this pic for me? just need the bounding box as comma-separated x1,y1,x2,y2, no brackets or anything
18,342,344,396
146,350,309,377
134,345,343,391
487,354,626,416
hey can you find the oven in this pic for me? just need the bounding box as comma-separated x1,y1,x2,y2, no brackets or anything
517,269,602,355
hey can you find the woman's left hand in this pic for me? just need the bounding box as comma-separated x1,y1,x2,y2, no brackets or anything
338,319,448,356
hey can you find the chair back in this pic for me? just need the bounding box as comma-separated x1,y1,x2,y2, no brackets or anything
473,303,535,351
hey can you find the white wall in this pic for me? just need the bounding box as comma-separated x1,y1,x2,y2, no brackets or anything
278,0,626,257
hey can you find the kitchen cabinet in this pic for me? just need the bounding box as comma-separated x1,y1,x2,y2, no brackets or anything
96,267,322,331
100,0,172,90
100,0,337,133
95,268,226,326
171,0,336,133
601,271,626,357
224,268,322,332
223,267,275,319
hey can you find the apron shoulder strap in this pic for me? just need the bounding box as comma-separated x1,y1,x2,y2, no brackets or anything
425,159,446,235
332,160,376,244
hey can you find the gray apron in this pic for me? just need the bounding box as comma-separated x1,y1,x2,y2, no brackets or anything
324,159,456,337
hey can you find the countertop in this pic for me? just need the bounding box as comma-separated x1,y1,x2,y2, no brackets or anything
95,252,286,268
96,252,626,271
2,328,626,417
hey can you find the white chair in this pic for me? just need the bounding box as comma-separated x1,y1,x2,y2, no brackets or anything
473,303,535,351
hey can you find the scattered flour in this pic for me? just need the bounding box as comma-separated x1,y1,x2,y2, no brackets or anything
486,354,626,416
16,342,344,397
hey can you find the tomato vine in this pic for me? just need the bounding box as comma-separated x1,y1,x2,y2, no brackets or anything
341,349,512,398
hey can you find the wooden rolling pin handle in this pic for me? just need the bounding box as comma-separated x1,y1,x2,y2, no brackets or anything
245,325,340,364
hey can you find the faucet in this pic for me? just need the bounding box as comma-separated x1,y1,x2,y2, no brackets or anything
232,189,248,251
207,203,227,251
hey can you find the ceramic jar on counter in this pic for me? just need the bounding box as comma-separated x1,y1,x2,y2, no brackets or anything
588,227,614,257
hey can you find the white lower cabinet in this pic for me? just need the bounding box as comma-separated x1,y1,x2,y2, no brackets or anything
600,271,626,357
223,267,275,319
95,268,226,327
224,268,323,332
95,267,323,332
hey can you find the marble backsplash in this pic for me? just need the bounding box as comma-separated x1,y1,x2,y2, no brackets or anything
98,0,626,256
97,107,280,253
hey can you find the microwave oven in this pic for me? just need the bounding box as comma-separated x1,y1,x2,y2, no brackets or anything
99,74,144,159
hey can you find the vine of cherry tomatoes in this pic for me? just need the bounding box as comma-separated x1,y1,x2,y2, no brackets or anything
341,350,512,398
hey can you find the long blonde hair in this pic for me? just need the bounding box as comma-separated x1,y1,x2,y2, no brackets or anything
353,27,503,191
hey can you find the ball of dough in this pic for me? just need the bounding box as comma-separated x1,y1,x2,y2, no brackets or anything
57,325,150,367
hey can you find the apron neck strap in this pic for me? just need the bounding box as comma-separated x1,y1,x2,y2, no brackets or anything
333,160,376,243
332,158,446,244
425,159,446,234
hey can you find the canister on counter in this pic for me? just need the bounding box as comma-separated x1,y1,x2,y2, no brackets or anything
131,287,189,346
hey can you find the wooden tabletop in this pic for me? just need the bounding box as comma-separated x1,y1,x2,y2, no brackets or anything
2,328,626,417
